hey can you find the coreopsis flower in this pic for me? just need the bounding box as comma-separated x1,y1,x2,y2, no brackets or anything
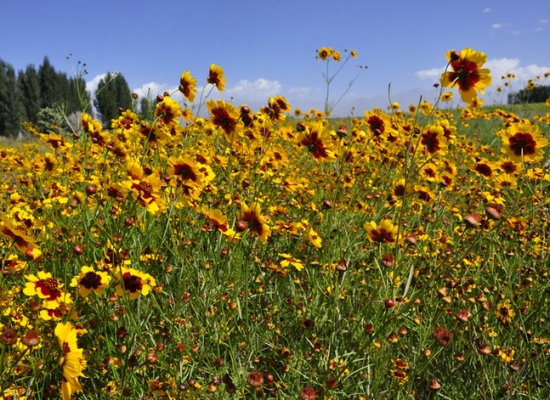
236,202,271,244
207,64,227,92
206,99,239,136
364,219,399,244
307,228,322,248
1,254,27,274
154,96,182,129
114,266,157,300
495,299,515,325
363,108,392,138
55,322,86,400
297,122,337,161
262,96,291,122
23,271,63,301
0,218,38,254
440,48,492,103
500,123,548,163
278,253,305,271
123,162,165,215
317,47,333,61
167,156,205,187
40,132,73,151
179,70,197,102
70,266,111,297
420,125,447,156
40,293,75,321
111,109,139,130
440,91,453,102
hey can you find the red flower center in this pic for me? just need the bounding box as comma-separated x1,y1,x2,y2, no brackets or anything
80,271,102,290
508,132,536,156
122,272,143,293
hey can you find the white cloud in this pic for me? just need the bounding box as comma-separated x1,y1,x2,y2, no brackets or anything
540,19,549,24
287,86,312,98
414,67,443,81
223,78,282,102
86,73,108,95
482,7,491,12
492,23,503,29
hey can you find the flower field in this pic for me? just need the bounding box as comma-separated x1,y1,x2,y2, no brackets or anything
1,49,550,399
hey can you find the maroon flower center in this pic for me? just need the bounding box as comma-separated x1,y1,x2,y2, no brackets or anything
80,271,102,290
508,132,536,156
371,228,394,244
36,278,61,301
475,163,493,177
421,132,441,154
122,272,143,293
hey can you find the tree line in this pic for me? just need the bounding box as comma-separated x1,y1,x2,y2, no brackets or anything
508,85,550,105
0,56,134,138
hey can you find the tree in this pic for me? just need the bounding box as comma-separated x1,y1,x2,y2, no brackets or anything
17,65,42,125
0,59,25,138
93,72,132,127
38,56,60,109
508,85,550,104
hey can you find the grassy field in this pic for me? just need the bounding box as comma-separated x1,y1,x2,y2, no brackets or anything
1,73,550,399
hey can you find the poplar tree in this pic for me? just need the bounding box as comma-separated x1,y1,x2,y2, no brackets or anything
17,65,42,125
0,59,24,138
93,72,132,127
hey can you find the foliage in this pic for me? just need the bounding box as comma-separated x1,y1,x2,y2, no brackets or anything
0,59,25,138
508,84,550,105
93,72,132,127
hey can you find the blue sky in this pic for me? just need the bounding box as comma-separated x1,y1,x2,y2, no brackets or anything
1,0,549,115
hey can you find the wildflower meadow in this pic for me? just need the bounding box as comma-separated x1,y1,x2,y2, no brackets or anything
1,48,550,399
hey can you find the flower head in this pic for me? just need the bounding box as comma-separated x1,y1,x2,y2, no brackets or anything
70,266,111,297
207,64,227,92
236,202,271,244
364,219,399,244
114,266,157,300
55,322,86,400
440,48,492,103
179,70,197,102
24,271,63,301
500,123,548,163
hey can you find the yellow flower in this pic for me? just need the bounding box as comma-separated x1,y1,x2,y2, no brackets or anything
364,219,399,244
317,47,332,61
123,162,165,215
114,266,157,300
495,299,515,325
70,266,111,297
55,322,86,400
440,48,492,103
307,228,322,248
23,271,64,301
278,253,305,271
500,123,548,163
0,218,38,254
236,202,271,244
154,96,182,129
207,64,227,92
179,70,197,102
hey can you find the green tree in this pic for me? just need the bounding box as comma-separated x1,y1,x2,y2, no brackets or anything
508,84,550,104
93,72,132,127
17,65,42,125
38,56,60,109
0,59,25,138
